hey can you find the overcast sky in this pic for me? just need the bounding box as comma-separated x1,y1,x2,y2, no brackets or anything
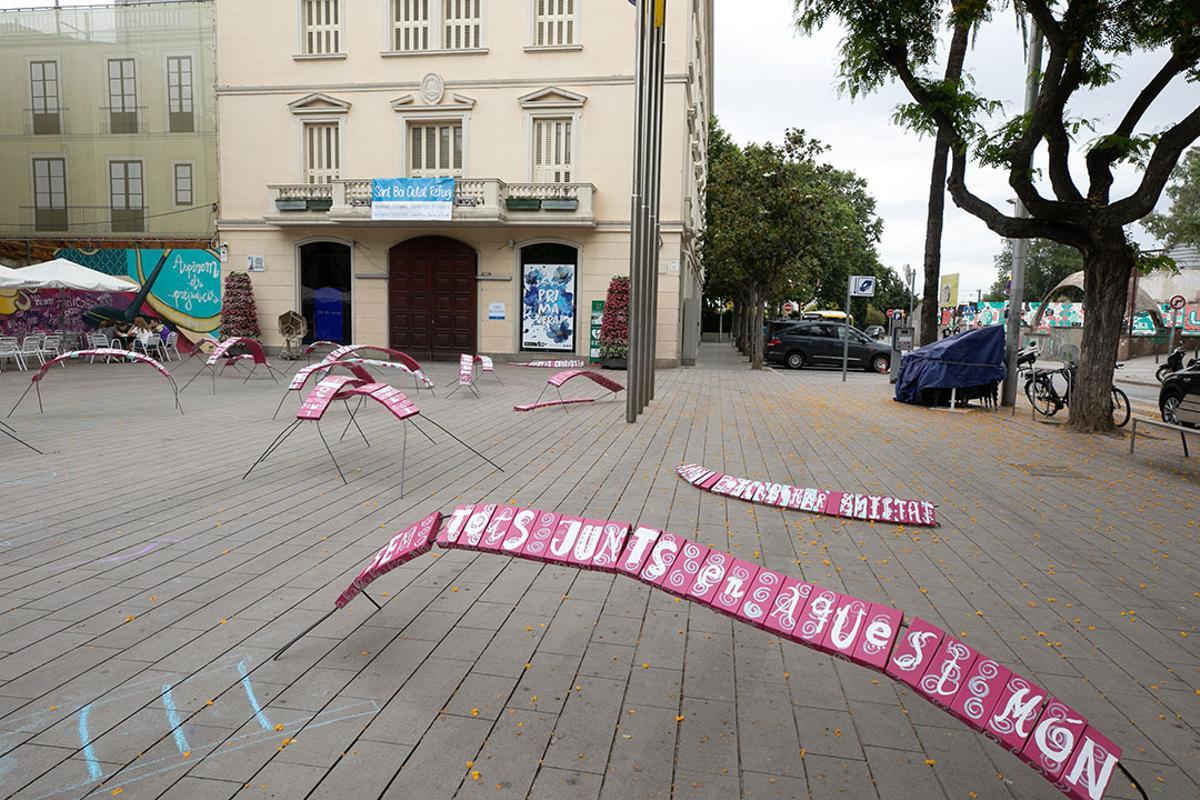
714,2,1195,299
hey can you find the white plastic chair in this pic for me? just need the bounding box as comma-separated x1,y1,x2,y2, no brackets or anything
0,337,24,371
18,335,45,367
163,331,181,361
133,333,164,361
41,334,64,366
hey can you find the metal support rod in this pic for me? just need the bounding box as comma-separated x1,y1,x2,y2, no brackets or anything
243,419,302,479
7,382,35,418
339,398,370,446
413,416,504,472
841,278,852,382
1003,25,1042,407
177,363,210,394
315,421,347,485
270,608,337,661
35,383,43,413
0,425,42,455
400,420,407,498
272,391,291,421
360,591,382,610
241,363,259,384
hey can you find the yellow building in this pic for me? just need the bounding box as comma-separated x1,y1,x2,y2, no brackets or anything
0,1,217,247
215,0,710,364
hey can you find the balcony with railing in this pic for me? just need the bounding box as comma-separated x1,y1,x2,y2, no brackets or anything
24,107,70,136
265,178,596,226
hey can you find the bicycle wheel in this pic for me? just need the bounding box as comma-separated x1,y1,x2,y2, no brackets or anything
1025,376,1058,417
1110,387,1130,428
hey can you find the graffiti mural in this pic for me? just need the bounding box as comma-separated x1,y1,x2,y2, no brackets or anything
0,249,222,341
939,300,1199,337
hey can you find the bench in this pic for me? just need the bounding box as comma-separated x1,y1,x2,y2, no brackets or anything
1129,406,1200,458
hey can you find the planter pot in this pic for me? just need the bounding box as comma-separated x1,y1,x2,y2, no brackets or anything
541,198,578,212
599,357,627,370
505,197,541,211
306,197,333,211
275,198,308,212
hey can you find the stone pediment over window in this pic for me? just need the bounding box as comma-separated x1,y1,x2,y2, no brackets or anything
518,87,586,109
287,93,352,115
391,92,476,113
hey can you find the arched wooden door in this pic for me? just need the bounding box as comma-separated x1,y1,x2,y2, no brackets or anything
388,236,476,361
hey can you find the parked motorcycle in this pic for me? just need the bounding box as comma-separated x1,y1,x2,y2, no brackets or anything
1156,347,1200,382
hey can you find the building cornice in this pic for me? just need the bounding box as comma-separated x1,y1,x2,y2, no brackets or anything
216,74,689,97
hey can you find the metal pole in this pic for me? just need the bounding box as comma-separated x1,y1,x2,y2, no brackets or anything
1002,25,1042,407
626,0,649,423
1167,307,1178,359
841,278,851,382
638,7,655,414
649,12,666,404
644,18,663,409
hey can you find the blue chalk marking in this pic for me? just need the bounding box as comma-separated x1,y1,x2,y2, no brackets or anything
77,704,102,780
27,700,382,800
160,684,190,755
237,659,272,731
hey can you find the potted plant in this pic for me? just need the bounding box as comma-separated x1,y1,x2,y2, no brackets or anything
598,275,629,369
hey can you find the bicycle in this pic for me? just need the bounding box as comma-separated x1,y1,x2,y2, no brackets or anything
1024,360,1130,428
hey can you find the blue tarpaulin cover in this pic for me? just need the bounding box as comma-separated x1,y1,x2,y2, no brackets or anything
895,325,1006,405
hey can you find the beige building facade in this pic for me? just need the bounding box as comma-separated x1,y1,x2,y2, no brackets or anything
0,1,217,245
215,0,710,364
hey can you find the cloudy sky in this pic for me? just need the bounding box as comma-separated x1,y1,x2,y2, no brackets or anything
714,2,1194,299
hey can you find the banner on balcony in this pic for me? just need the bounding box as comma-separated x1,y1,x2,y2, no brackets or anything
522,264,576,352
370,177,455,221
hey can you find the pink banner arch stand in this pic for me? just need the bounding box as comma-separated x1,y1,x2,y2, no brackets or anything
447,354,501,399
676,463,939,527
244,376,502,488
514,369,625,412
179,337,286,395
7,349,183,417
320,345,435,394
272,359,378,420
273,504,1147,800
302,340,340,362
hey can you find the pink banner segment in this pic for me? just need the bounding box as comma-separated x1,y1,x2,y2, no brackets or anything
511,359,585,368
31,349,171,382
336,383,421,422
296,375,368,420
457,354,475,386
676,463,938,527
323,346,433,389
302,340,340,355
335,503,1124,799
206,337,270,367
513,398,596,412
546,369,625,392
288,360,376,392
335,511,442,608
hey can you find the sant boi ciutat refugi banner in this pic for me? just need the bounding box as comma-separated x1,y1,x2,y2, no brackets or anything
522,264,576,352
370,177,455,221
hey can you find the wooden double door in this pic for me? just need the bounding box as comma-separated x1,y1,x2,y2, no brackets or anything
388,236,477,361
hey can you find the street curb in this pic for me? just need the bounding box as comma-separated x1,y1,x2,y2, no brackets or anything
1118,378,1161,389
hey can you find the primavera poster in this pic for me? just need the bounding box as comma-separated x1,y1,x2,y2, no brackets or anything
521,264,576,352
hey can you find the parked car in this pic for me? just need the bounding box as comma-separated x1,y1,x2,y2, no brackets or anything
765,321,892,372
1160,366,1200,427
864,325,887,341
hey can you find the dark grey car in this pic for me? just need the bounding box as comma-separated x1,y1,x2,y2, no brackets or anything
765,321,892,372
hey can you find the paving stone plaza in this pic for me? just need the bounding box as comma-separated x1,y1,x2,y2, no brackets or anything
0,345,1197,800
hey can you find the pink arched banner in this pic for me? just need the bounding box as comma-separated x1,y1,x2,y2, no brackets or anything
8,349,182,417
181,336,286,394
676,463,939,527
272,504,1141,800
273,360,378,419
322,346,434,392
516,369,624,412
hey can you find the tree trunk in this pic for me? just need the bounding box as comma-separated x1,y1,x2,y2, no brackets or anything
1070,232,1134,433
918,17,969,347
751,288,765,370
919,130,952,346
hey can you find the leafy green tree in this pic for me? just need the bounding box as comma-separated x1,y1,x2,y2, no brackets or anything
796,0,1200,432
1143,146,1200,249
702,120,889,368
984,239,1083,302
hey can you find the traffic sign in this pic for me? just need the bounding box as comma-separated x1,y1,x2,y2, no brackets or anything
850,275,876,297
783,302,796,314
1170,294,1186,311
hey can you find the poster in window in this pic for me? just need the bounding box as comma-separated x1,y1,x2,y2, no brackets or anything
522,264,576,352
